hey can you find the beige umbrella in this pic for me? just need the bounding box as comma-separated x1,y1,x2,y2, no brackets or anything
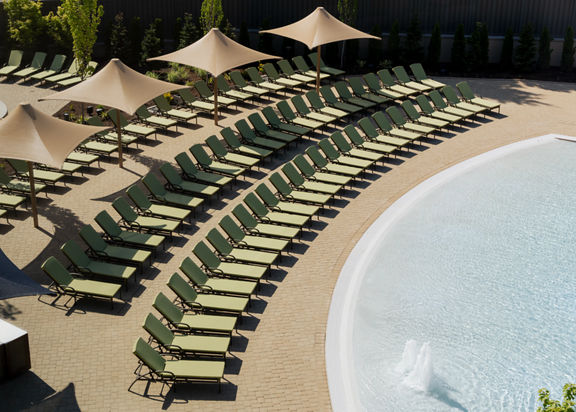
0,103,107,227
260,6,381,91
149,28,280,125
40,58,184,168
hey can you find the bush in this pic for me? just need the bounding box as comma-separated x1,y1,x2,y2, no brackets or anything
537,383,576,411
4,0,46,49
367,24,383,68
404,13,423,64
387,20,401,65
427,22,441,70
561,26,574,72
166,63,190,84
109,13,129,60
515,23,536,72
500,28,514,70
140,18,163,69
451,24,466,71
468,22,489,71
538,27,552,70
178,13,199,49
258,17,273,54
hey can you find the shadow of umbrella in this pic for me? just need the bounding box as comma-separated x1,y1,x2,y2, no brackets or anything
23,382,81,412
0,248,51,300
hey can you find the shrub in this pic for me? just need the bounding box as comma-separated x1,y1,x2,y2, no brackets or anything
538,27,552,70
500,28,514,70
561,26,574,72
427,22,441,70
140,18,163,69
468,22,489,71
3,0,46,49
166,63,190,84
537,383,576,411
109,12,129,60
238,21,250,47
515,23,536,72
258,17,273,54
451,24,466,71
367,24,383,68
178,13,200,49
404,13,423,64
387,20,401,65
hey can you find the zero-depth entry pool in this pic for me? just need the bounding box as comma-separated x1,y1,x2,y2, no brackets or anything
326,135,576,412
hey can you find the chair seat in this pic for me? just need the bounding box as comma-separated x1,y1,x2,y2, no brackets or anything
180,313,236,333
249,223,299,239
147,204,190,220
133,216,180,232
195,294,248,313
234,235,289,252
226,247,277,265
204,277,257,295
216,262,267,280
68,278,121,298
171,334,230,354
164,359,224,380
163,192,205,208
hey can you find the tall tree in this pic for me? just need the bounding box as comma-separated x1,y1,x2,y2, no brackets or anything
337,0,358,68
109,12,129,60
258,17,273,54
468,22,489,71
451,24,466,71
387,20,401,65
4,0,46,49
404,13,423,64
515,23,536,72
178,13,200,49
367,24,382,68
561,26,575,72
500,28,514,70
127,16,142,68
140,18,163,69
199,0,223,35
426,22,442,70
537,27,552,70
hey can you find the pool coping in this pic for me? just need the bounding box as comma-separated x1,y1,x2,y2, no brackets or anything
325,133,576,411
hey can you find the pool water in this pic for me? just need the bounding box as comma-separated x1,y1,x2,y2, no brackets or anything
330,137,576,411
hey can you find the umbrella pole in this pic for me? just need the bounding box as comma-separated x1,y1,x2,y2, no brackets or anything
115,110,124,168
316,45,321,92
27,161,38,228
213,76,219,126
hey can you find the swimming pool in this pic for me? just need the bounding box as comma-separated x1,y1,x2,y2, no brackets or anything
326,135,576,411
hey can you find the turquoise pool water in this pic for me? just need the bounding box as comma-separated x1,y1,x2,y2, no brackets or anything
327,136,576,411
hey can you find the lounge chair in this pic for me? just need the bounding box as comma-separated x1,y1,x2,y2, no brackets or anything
343,125,397,156
131,338,225,392
174,152,233,187
362,72,405,100
0,50,24,77
392,65,432,92
357,117,410,149
293,154,352,186
41,256,121,307
193,240,268,282
61,239,136,286
428,90,475,119
220,127,273,160
168,273,249,315
269,171,331,206
334,81,376,109
108,109,158,140
319,85,363,115
400,100,449,129
262,62,304,89
181,256,257,297
456,81,501,113
7,158,64,188
12,51,47,79
216,74,253,103
248,112,300,144
305,90,349,121
86,116,139,149
194,80,237,108
30,54,67,81
371,111,423,141
0,193,26,211
79,137,119,157
347,77,390,105
261,106,311,137
66,151,100,168
330,131,385,163
281,162,341,196
276,100,323,131
0,167,47,196
176,88,215,114
409,63,446,89
158,164,218,198
244,192,310,227
441,85,488,114
37,158,83,178
386,106,436,136
112,197,181,236
143,313,230,359
95,210,165,251
277,59,315,84
232,204,300,239
135,105,178,131
218,215,289,252
305,145,363,178
255,183,320,217
292,55,330,80
56,61,98,87
377,69,418,97
318,137,372,170
143,172,207,212
189,144,246,177
229,70,269,98
206,228,278,266
44,58,79,83
291,95,337,125
414,94,463,124
79,224,151,268
234,118,286,151
308,52,345,76
205,135,260,169
153,95,197,124
245,66,286,93
126,185,191,221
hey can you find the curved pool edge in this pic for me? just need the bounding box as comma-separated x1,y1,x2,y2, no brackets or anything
325,134,576,412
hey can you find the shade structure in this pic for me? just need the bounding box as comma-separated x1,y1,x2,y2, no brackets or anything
149,28,280,125
0,248,51,300
0,103,107,227
41,58,184,167
260,6,381,90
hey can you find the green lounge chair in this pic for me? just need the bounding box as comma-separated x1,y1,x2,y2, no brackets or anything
247,112,300,144
0,50,24,76
153,292,236,336
56,61,98,87
386,106,435,136
319,85,363,114
0,193,26,211
262,62,304,88
232,204,300,239
193,240,268,282
205,135,260,169
441,85,488,114
269,172,331,206
108,109,158,140
135,105,178,131
176,88,215,114
371,111,423,141
362,72,405,100
245,66,286,93
181,256,257,297
158,164,217,199
143,313,230,359
168,273,249,315
41,256,121,307
276,100,323,131
229,70,269,97
66,151,100,167
0,167,47,196
153,95,197,124
194,80,236,108
80,138,119,157
127,185,191,221
401,100,449,129
234,118,286,151
86,116,139,149
112,197,181,236
175,152,233,187
318,138,373,169
44,58,79,83
30,54,67,81
261,106,311,137
330,131,385,163
132,338,225,391
61,240,136,286
218,215,290,252
308,52,345,76
291,95,336,125
13,51,46,79
189,144,246,177
414,95,463,124
292,55,330,80
7,159,64,187
206,228,278,266
277,59,315,84
343,125,397,156
38,158,83,177
220,127,273,160
95,210,165,251
347,77,390,105
79,224,151,268
305,90,349,121
244,192,310,227
255,183,320,217
456,81,501,113
281,162,341,196
428,90,475,119
293,154,351,186
357,117,410,149
410,63,446,89
216,74,253,102
305,145,363,178
377,69,418,97
392,65,432,92
334,81,376,109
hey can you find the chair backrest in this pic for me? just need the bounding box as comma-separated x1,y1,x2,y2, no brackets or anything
153,95,172,112
232,204,258,230
159,163,183,187
292,55,310,72
193,240,222,269
372,111,394,132
0,168,12,186
112,197,139,222
206,228,233,256
66,58,80,74
409,63,427,81
229,70,248,88
142,172,168,197
377,69,396,87
456,81,475,100
348,77,367,95
6,159,27,174
95,210,123,238
428,90,449,109
194,80,213,98
343,125,366,146
269,172,293,197
305,90,325,110
386,106,407,126
363,73,382,92
358,117,379,139
167,272,198,304
245,66,264,84
216,75,232,92
177,88,195,104
392,66,411,83
281,162,306,186
255,183,280,208
61,239,91,267
135,105,152,120
308,52,326,67
143,313,174,347
400,100,421,120
85,61,98,77
49,54,67,72
41,256,73,286
331,131,353,153
244,192,268,218
415,94,434,114
305,145,329,169
218,215,246,243
277,59,296,76
189,144,213,167
319,85,338,104
262,63,280,80
153,292,184,324
234,119,257,143
79,224,108,252
133,337,166,373
205,135,228,159
261,106,281,127
293,154,315,178
318,138,341,161
441,86,461,104
221,127,241,149
126,185,152,210
180,257,209,286
30,52,47,69
276,100,296,121
247,112,269,133
175,152,200,178
7,50,24,67
291,95,311,116
334,81,353,99
108,109,129,128
85,116,109,138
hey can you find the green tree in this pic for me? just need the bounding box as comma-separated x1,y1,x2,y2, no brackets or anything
4,0,46,49
219,17,235,40
178,13,199,49
561,26,575,72
515,23,536,72
404,13,423,63
45,8,72,53
109,12,129,60
140,19,163,69
387,20,401,65
467,22,489,71
58,0,103,79
199,0,223,35
537,383,576,411
500,28,514,70
367,24,382,68
451,24,466,71
238,21,250,47
538,27,552,70
337,0,358,68
258,17,273,54
127,16,142,68
427,22,441,69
